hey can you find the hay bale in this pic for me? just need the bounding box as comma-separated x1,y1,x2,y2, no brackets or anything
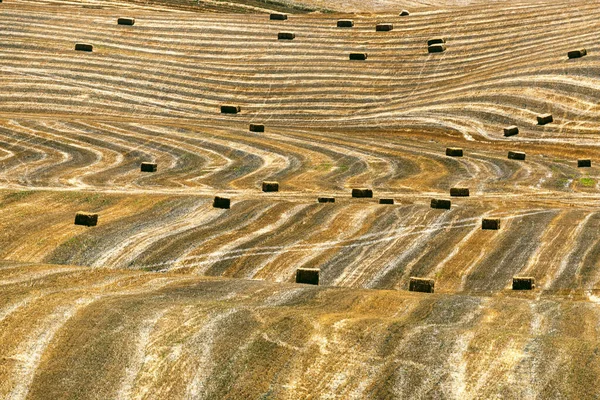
140,162,157,172
75,43,93,52
400,10,410,16
427,37,445,46
351,188,373,198
504,125,519,137
117,17,135,25
249,124,264,132
446,147,463,157
349,53,367,60
450,187,469,197
578,159,591,168
318,197,335,203
512,276,535,290
409,277,434,293
376,23,393,31
568,49,587,59
428,44,446,53
278,32,295,40
430,199,451,209
213,196,230,209
507,151,526,160
482,218,500,230
537,114,553,125
379,198,394,204
296,268,319,285
262,181,279,192
74,212,98,227
337,19,354,27
221,105,240,114
270,13,287,20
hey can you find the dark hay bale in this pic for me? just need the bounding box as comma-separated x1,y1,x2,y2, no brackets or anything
504,125,519,137
249,124,264,132
512,276,535,290
213,196,230,209
427,37,445,46
537,114,553,125
75,43,93,52
349,53,367,60
74,212,98,227
507,151,526,160
428,44,446,53
450,187,469,197
482,218,500,230
262,181,279,192
568,49,587,59
352,188,373,198
117,17,135,25
337,19,354,27
430,199,451,209
270,13,287,20
379,198,394,204
578,159,591,168
318,197,335,203
446,147,463,157
376,23,393,31
140,162,157,172
409,277,434,293
400,10,410,16
278,32,295,40
221,105,240,114
296,268,319,285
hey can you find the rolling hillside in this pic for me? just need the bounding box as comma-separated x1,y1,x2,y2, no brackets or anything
2,0,600,397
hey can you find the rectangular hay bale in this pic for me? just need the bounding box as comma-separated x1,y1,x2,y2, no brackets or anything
140,162,157,172
352,188,373,198
262,181,279,192
568,49,587,59
376,23,393,31
504,125,519,137
75,43,93,52
349,53,367,60
512,277,535,290
430,199,451,209
428,44,446,53
409,277,434,293
578,159,591,168
508,151,526,160
296,268,319,285
213,196,230,209
249,124,264,132
270,13,287,20
427,37,445,46
74,212,98,227
446,147,463,157
337,19,354,27
117,17,135,25
278,32,295,40
318,197,335,203
221,105,241,114
537,114,553,125
482,218,500,230
450,187,469,197
379,198,394,204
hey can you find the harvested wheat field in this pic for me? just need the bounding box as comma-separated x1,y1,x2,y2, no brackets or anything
2,0,600,397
